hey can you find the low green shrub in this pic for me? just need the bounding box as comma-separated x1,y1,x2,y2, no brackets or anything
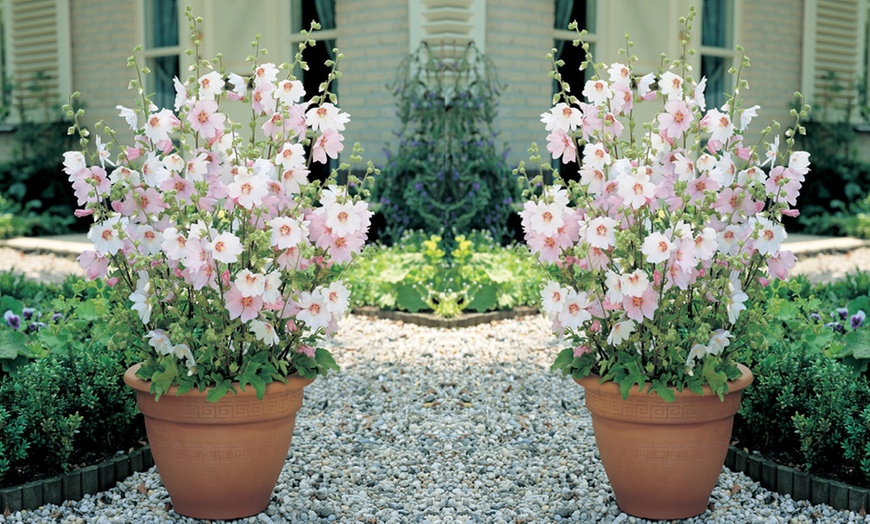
735,279,870,486
0,277,143,486
346,231,549,317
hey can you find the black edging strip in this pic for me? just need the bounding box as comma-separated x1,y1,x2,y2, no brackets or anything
726,447,870,513
351,306,539,328
0,446,154,514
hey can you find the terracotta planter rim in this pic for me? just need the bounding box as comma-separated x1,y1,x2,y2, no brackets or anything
575,362,753,399
123,363,315,399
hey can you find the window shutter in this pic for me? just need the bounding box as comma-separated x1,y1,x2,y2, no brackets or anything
409,0,486,56
803,0,867,122
4,0,71,123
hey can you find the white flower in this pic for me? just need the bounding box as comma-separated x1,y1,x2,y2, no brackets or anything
130,272,152,324
607,62,631,86
173,343,196,368
268,216,306,249
584,216,619,250
253,62,279,86
540,103,582,132
325,201,363,237
324,281,351,315
604,271,624,303
89,216,123,255
638,72,656,98
197,71,225,100
708,330,732,356
143,108,176,144
616,171,655,210
160,226,187,260
227,72,248,98
641,232,672,264
726,278,749,324
250,320,280,346
262,272,282,304
296,290,331,331
693,227,719,261
703,108,734,143
582,79,613,106
305,103,350,132
274,79,305,106
235,269,266,297
558,290,592,330
135,225,163,256
685,343,708,368
620,269,650,298
208,232,243,264
275,142,306,169
116,105,138,130
541,281,569,317
607,319,636,345
752,216,786,255
227,172,269,209
524,201,565,237
146,329,173,355
659,71,685,100
739,104,760,131
691,76,707,111
583,142,611,168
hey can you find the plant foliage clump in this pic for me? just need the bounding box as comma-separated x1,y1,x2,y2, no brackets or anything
373,43,519,243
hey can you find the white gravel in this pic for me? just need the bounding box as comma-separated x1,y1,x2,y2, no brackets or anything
1,314,868,523
0,247,869,522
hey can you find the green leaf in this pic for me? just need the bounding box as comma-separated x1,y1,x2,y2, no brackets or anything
315,348,340,373
652,381,676,402
775,300,800,321
847,296,870,316
0,297,23,315
619,361,647,400
465,284,497,313
206,379,235,402
396,284,428,313
551,347,575,373
844,329,870,359
0,330,27,360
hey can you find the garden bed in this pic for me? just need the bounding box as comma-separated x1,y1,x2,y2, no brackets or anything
352,306,538,328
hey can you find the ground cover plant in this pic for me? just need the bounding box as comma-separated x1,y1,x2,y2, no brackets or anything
346,231,549,317
0,272,144,487
734,274,870,488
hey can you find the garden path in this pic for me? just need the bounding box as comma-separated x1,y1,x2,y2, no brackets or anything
1,239,870,521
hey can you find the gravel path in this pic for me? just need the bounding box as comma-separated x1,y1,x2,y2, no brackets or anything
0,248,869,522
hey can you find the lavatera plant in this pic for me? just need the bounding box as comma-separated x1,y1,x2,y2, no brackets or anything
63,11,376,401
516,12,810,400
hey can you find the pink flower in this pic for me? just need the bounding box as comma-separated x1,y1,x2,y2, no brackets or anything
187,99,226,139
297,345,316,358
546,129,577,163
623,286,658,322
251,83,277,115
312,129,345,164
701,108,734,143
573,345,593,357
227,172,269,209
657,100,694,139
77,250,109,280
768,250,797,280
225,284,263,323
558,289,592,330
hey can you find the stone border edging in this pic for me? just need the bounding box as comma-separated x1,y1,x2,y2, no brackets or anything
0,446,153,514
351,306,539,328
726,447,869,513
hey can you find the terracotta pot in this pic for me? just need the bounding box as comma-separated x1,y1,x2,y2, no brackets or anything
576,364,753,520
124,364,314,520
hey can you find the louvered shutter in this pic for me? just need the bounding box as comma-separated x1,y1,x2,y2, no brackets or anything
409,0,486,57
3,0,71,123
803,0,867,122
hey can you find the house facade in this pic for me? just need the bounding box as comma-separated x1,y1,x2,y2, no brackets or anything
0,0,865,167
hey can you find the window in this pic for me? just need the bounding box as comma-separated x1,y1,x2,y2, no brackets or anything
699,0,736,111
553,0,597,96
552,0,596,181
143,0,180,111
290,0,337,182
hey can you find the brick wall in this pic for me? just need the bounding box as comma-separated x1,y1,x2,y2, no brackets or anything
336,0,408,167
485,1,555,167
738,1,805,144
69,0,141,147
